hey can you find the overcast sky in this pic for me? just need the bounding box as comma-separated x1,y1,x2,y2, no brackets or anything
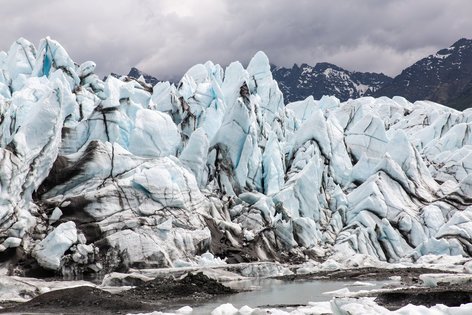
1,0,471,80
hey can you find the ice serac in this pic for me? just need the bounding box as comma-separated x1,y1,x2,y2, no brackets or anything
33,221,78,270
1,37,472,276
32,37,80,89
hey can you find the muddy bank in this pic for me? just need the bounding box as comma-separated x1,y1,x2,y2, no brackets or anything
278,266,452,281
0,272,236,315
127,271,235,303
375,284,472,310
0,286,147,314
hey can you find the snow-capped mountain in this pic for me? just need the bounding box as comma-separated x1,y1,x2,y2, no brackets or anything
271,39,472,110
127,67,160,86
374,38,472,110
272,62,392,103
127,38,472,110
0,37,471,277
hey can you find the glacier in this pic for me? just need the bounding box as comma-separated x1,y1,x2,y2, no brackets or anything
0,37,472,278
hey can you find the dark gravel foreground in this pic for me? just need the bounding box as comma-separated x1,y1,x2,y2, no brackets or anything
375,284,472,310
1,267,471,314
0,272,236,315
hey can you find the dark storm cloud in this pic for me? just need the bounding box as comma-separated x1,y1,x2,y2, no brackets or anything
0,0,471,80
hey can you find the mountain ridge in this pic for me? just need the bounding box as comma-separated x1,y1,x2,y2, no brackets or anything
127,67,160,86
272,62,392,103
373,38,472,110
128,38,472,110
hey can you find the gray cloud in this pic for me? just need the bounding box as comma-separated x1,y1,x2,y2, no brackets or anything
0,0,471,80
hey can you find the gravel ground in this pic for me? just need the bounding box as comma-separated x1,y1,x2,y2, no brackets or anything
0,272,235,315
1,267,470,314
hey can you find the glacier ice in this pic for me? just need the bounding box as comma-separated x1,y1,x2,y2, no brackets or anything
32,221,78,270
1,37,472,276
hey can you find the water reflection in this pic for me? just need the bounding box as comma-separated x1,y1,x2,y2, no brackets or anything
189,278,389,314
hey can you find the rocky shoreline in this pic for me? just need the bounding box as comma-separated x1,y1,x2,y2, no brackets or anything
2,265,472,314
0,272,235,314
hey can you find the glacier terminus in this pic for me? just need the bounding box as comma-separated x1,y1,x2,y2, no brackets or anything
0,37,472,314
1,37,472,275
